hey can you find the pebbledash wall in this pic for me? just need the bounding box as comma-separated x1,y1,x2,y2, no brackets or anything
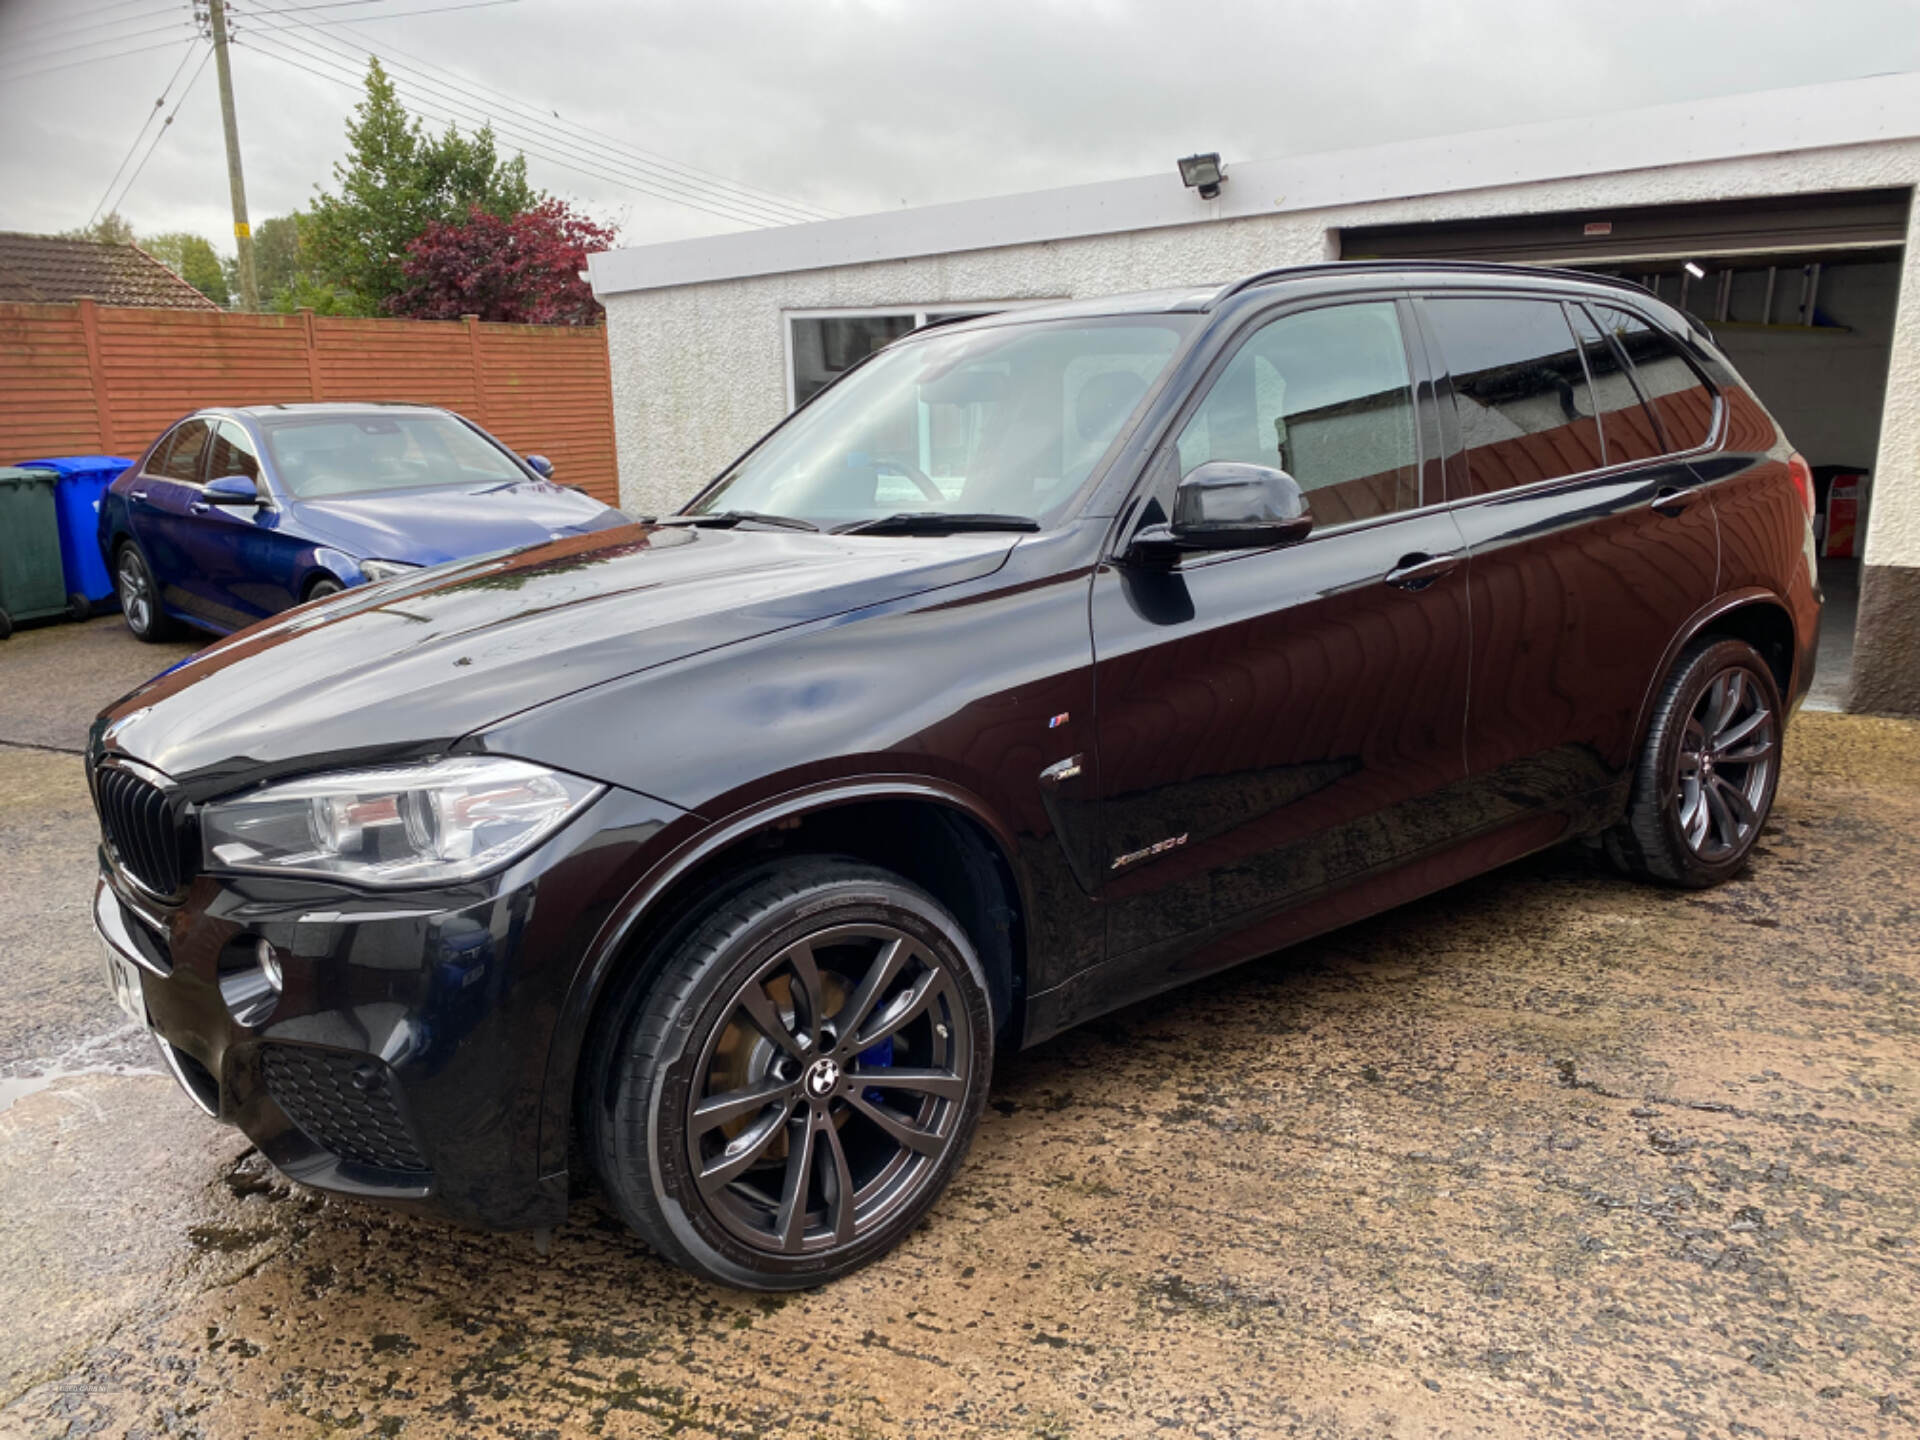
592,74,1920,714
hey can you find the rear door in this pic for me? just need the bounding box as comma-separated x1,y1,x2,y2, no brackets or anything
1417,291,1720,828
128,418,215,622
1089,296,1473,966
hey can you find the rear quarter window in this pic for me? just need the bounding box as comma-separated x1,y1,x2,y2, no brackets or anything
1592,305,1718,453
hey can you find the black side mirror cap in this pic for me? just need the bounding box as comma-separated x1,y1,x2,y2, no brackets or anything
1126,461,1313,564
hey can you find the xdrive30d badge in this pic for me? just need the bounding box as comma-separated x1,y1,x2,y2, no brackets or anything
89,262,1820,1288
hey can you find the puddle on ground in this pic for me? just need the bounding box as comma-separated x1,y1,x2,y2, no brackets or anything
1,1020,162,1112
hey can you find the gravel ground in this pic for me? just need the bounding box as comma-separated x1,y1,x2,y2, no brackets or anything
2,671,1915,1436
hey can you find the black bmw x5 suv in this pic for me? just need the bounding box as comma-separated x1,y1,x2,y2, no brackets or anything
90,262,1819,1288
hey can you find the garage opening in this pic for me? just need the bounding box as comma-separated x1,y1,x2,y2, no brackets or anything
1342,189,1913,710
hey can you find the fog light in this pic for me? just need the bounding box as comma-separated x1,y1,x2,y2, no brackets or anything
219,936,285,1027
256,937,284,994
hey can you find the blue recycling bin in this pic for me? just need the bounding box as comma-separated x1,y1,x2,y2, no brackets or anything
15,455,131,620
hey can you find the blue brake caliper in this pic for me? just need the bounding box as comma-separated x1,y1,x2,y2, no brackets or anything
857,1037,893,1102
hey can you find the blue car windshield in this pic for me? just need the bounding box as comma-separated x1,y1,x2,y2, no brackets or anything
687,315,1199,530
260,414,524,499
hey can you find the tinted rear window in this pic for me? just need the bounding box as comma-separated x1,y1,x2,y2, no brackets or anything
1422,297,1604,496
1592,306,1717,453
1567,305,1666,465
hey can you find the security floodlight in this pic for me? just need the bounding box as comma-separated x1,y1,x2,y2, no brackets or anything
1683,261,1706,279
1178,153,1226,200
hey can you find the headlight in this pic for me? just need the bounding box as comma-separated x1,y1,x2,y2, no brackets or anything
200,757,603,887
359,559,420,583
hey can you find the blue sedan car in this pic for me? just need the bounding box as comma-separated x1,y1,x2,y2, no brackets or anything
98,403,624,642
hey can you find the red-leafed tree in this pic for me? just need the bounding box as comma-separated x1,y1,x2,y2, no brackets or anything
388,200,615,325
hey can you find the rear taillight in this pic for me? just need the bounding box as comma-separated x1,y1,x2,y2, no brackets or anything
1787,451,1815,519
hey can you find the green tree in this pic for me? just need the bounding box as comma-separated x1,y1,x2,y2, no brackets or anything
303,58,542,315
63,212,136,246
140,231,232,307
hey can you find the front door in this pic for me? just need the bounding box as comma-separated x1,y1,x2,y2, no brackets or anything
180,420,303,624
1415,293,1720,827
1088,298,1473,969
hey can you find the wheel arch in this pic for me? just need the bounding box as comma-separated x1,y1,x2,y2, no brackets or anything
539,776,1033,1179
1632,589,1797,759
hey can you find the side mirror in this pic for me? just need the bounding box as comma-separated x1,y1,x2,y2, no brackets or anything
524,454,554,479
1126,461,1313,563
205,474,264,506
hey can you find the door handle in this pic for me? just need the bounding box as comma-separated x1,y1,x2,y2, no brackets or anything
129,489,148,503
189,501,210,515
1650,485,1693,517
1039,754,1084,786
1384,552,1460,591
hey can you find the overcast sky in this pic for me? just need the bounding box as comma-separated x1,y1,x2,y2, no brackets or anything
2,0,1918,259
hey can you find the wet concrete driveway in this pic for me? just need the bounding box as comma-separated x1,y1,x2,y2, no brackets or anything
2,624,1916,1437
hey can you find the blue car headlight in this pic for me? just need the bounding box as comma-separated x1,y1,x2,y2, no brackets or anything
359,559,420,584
200,757,603,887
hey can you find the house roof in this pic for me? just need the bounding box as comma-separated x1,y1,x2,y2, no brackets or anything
0,232,220,310
588,71,1920,299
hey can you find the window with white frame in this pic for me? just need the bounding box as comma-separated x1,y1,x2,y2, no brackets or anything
785,306,1034,409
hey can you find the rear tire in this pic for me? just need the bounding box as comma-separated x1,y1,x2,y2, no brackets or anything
1604,637,1782,888
585,859,993,1290
305,576,344,602
67,592,93,623
114,541,175,642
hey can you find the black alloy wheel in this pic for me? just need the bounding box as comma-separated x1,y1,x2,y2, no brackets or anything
1606,636,1783,887
587,860,993,1289
115,542,173,642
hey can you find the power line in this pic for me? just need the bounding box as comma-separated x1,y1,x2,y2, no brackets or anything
244,0,526,26
238,34,795,231
1,0,180,42
233,16,815,228
2,14,198,69
233,0,834,223
0,33,201,80
107,43,216,217
87,39,203,228
2,1,184,48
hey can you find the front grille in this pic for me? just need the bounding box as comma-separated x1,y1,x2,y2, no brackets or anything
260,1045,430,1175
94,765,193,896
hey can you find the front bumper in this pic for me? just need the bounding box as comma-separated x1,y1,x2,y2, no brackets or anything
92,784,688,1230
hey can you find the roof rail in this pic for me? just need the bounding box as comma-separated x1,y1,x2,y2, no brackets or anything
1213,259,1657,304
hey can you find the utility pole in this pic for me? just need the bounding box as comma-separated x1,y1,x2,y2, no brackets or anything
206,0,259,310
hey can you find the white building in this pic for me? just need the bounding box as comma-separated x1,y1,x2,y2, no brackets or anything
589,73,1920,714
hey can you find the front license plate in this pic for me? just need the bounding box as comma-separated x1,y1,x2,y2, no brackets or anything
102,943,149,1028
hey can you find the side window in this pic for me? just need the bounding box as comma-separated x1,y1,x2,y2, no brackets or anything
1174,301,1420,529
1592,305,1717,453
207,421,261,487
154,419,210,483
1568,305,1666,464
1422,296,1603,496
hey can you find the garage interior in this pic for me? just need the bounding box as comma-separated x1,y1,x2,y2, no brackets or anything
1342,188,1912,711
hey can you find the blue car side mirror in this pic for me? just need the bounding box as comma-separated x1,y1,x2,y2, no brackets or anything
524,454,554,479
205,474,265,506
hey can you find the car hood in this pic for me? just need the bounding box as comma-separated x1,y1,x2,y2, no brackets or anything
289,479,620,562
93,521,1018,793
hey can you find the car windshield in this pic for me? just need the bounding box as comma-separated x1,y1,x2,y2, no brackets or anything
260,413,525,499
687,315,1198,530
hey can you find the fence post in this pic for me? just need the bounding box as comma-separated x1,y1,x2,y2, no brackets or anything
301,307,325,401
76,297,114,453
463,314,490,424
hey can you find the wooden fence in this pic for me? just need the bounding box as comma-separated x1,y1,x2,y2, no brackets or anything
0,300,621,506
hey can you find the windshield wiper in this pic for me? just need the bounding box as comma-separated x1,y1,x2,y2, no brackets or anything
658,509,819,531
835,512,1040,536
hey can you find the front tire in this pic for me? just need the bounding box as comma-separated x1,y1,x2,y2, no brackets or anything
586,860,994,1289
1605,637,1783,887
